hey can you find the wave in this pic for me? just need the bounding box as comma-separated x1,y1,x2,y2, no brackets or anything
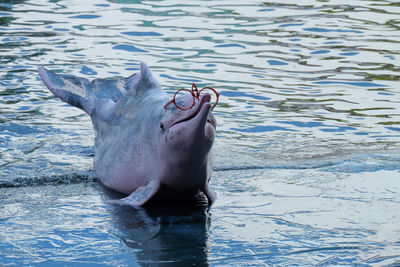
0,172,97,188
214,152,400,173
1,152,399,189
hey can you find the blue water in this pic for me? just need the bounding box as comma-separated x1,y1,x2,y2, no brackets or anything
1,0,400,266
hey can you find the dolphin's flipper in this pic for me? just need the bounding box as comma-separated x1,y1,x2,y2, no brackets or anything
202,184,216,205
109,180,161,207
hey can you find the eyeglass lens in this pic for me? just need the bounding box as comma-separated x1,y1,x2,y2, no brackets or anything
174,89,195,110
174,88,218,110
198,87,218,109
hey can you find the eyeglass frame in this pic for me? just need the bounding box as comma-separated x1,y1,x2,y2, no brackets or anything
163,83,219,110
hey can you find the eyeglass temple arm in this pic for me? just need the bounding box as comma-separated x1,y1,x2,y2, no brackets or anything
163,99,174,109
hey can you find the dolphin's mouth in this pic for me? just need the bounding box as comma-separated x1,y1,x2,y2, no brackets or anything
171,94,212,127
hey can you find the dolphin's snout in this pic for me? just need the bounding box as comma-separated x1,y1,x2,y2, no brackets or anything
201,93,212,104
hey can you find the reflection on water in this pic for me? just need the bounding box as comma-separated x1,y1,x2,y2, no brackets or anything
112,207,209,266
102,186,210,266
1,0,400,265
0,183,211,266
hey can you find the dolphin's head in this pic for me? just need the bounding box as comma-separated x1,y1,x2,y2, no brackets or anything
156,89,217,190
161,93,216,148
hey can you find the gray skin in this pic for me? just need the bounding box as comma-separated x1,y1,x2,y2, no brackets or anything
38,62,216,206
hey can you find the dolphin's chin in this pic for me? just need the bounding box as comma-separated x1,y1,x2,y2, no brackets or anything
204,119,216,141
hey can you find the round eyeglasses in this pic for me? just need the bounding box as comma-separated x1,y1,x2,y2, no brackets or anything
164,83,219,110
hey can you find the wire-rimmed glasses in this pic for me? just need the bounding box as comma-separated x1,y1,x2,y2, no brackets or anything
164,83,219,110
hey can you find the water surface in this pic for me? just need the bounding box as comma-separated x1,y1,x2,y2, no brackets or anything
1,0,400,266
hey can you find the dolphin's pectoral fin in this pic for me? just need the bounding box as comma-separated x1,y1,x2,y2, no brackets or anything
109,180,161,207
202,184,216,205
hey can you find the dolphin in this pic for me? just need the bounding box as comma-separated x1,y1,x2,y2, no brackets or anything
38,62,217,206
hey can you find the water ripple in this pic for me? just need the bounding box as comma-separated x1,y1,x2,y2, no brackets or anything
1,0,400,265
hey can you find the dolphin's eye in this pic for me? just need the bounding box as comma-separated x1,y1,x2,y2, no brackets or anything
160,122,165,131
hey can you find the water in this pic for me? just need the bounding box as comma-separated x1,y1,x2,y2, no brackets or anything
1,0,400,265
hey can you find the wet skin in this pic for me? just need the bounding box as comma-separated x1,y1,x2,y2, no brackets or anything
38,62,216,206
